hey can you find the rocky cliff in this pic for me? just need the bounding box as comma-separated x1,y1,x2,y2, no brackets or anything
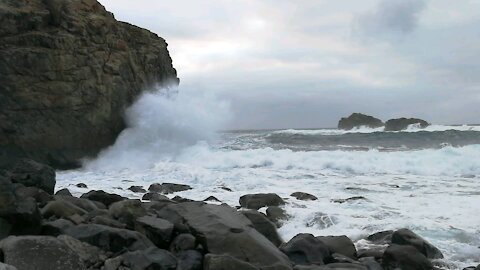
0,0,178,168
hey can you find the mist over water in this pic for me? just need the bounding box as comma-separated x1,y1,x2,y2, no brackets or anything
84,86,231,170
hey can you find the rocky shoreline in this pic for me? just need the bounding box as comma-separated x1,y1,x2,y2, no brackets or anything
0,159,477,270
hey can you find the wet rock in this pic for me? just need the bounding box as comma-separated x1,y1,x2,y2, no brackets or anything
55,195,105,212
108,199,146,228
104,247,177,270
64,224,154,252
203,254,259,270
0,196,42,236
338,113,384,130
157,202,292,269
177,250,203,270
204,196,221,202
14,186,53,207
128,186,146,193
81,190,125,207
382,244,433,270
76,183,88,189
280,233,332,266
239,193,285,210
41,219,74,236
90,215,126,229
172,196,195,203
57,235,107,269
266,206,289,227
357,247,386,260
148,183,192,194
169,233,197,254
291,192,318,201
384,118,429,131
0,263,17,270
7,159,56,194
41,200,87,219
358,257,383,270
242,210,283,247
134,216,174,248
320,263,368,269
142,192,171,202
55,188,73,197
366,230,393,245
391,228,443,259
317,235,357,259
332,196,366,204
0,236,84,270
219,186,233,192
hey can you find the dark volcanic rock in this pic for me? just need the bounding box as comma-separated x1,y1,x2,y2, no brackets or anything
15,186,53,207
382,244,433,270
80,190,125,207
338,113,384,130
128,186,146,193
104,247,177,270
108,199,146,228
55,188,73,196
76,183,88,188
6,159,56,194
239,193,285,210
366,230,393,245
291,192,318,201
169,233,196,254
148,183,193,194
157,202,292,269
0,194,42,237
204,254,260,270
242,210,283,247
266,206,289,227
134,215,174,248
142,192,171,202
384,118,429,131
332,196,366,204
391,228,443,259
316,235,357,259
41,200,87,219
176,250,203,270
0,236,85,270
57,235,107,269
280,233,332,266
0,0,178,169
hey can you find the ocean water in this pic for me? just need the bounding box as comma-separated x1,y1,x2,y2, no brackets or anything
57,88,480,269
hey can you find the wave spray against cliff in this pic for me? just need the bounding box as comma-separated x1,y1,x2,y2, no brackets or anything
84,86,231,170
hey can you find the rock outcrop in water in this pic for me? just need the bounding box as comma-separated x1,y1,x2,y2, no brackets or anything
338,113,384,130
0,0,178,169
384,118,430,131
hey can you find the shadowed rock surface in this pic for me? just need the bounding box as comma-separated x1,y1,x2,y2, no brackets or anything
384,118,429,131
338,113,384,130
0,0,178,169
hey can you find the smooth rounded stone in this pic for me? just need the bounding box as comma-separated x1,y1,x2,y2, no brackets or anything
280,233,332,266
91,215,126,228
55,195,105,212
382,244,433,270
338,113,384,130
57,235,107,269
76,183,88,188
14,186,53,207
239,193,285,210
316,235,357,259
134,216,174,248
7,159,56,194
384,118,429,131
41,218,74,236
358,257,383,270
55,188,73,196
266,206,289,227
290,192,318,201
142,192,171,202
63,224,154,253
203,254,259,270
242,210,283,247
177,250,203,270
305,212,337,229
391,228,443,259
357,247,386,259
157,202,292,269
0,236,85,270
331,253,356,263
104,247,177,270
148,183,193,194
366,230,393,245
0,196,42,236
128,186,146,193
41,200,88,219
108,199,146,228
170,233,196,253
331,197,366,204
0,262,17,270
204,196,221,202
80,190,125,207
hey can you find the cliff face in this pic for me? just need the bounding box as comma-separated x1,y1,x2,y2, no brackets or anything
0,0,178,168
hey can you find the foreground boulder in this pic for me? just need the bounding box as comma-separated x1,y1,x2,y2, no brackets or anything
391,228,443,259
384,118,429,131
338,113,384,130
6,159,56,194
242,210,283,246
382,244,433,270
148,183,193,194
81,190,125,207
0,0,178,169
134,216,174,248
157,202,292,269
204,254,259,270
0,236,84,270
104,247,177,270
280,233,332,266
290,192,318,201
239,193,285,210
316,235,357,259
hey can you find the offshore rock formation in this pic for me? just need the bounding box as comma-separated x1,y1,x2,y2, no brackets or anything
338,113,384,130
384,118,430,131
0,0,178,169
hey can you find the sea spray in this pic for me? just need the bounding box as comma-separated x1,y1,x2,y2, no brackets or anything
84,86,231,170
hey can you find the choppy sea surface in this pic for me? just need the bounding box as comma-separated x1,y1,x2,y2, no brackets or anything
57,90,480,269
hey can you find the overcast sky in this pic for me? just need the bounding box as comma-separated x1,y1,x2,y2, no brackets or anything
99,0,480,129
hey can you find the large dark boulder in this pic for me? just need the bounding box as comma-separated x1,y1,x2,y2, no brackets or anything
108,199,146,228
316,235,357,259
280,233,332,266
0,189,42,238
382,244,433,270
103,247,177,270
338,113,384,130
391,228,443,259
57,235,107,269
239,193,285,210
157,202,292,270
384,118,429,131
134,215,174,248
0,236,85,270
242,210,283,247
148,183,193,194
176,250,203,270
266,206,289,227
80,190,125,207
204,254,260,270
6,159,56,194
0,0,178,169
